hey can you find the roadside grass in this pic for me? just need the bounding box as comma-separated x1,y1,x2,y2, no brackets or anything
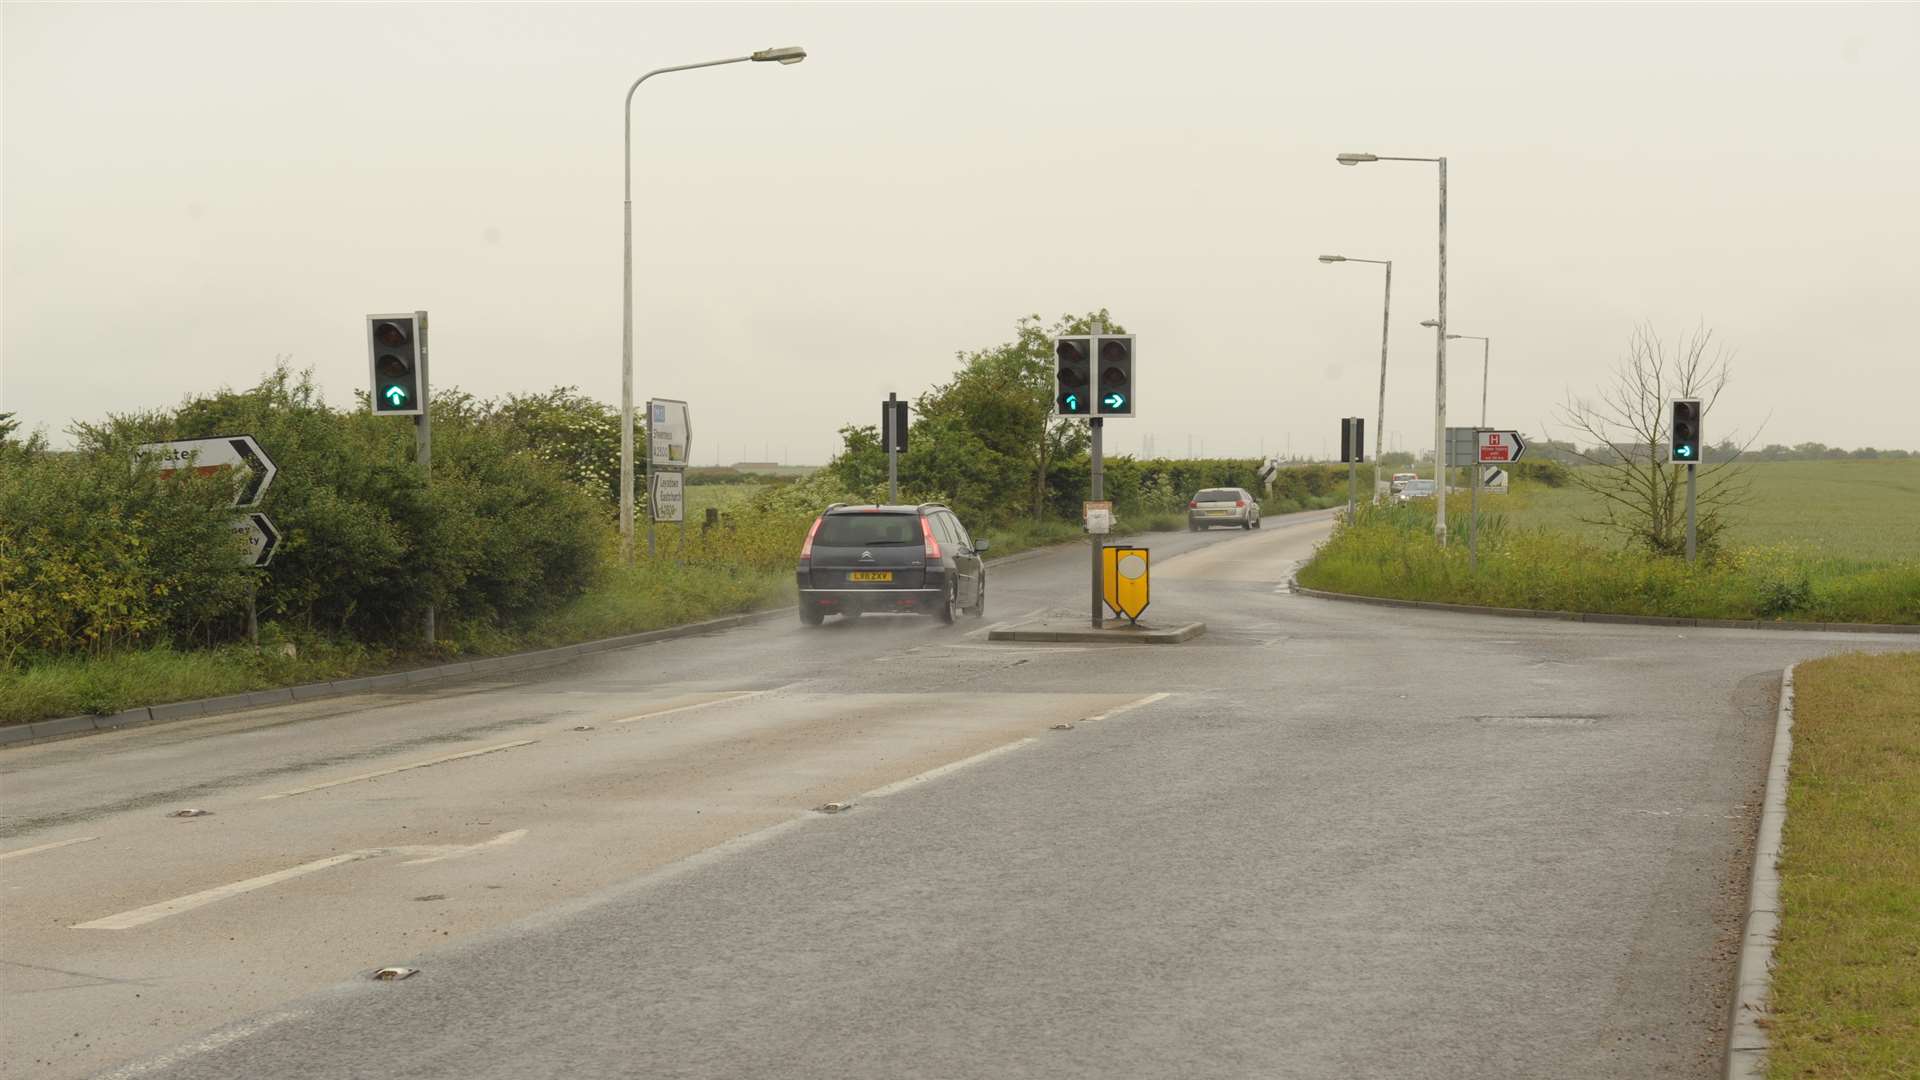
1767,651,1920,1078
1296,501,1920,625
1511,460,1920,562
0,505,1086,728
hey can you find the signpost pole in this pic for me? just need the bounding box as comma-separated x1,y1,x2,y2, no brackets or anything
1090,322,1106,630
645,399,655,559
886,391,899,503
247,584,259,647
415,310,434,647
1469,429,1483,572
1686,462,1697,563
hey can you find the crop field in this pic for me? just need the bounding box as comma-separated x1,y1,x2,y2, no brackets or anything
1503,459,1920,561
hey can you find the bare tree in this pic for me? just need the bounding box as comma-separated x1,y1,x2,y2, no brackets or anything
1554,324,1754,557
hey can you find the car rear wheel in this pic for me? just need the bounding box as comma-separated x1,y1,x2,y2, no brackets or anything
799,605,824,627
936,582,958,624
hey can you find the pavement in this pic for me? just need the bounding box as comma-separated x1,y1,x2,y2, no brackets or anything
1,505,1909,1080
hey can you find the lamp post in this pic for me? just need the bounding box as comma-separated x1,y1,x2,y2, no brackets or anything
1447,334,1490,426
1318,254,1391,503
1338,151,1448,543
620,46,806,562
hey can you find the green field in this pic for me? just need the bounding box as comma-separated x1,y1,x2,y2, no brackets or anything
1507,460,1920,561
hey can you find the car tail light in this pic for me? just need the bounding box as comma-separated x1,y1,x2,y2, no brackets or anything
1235,499,1245,507
1188,500,1196,509
800,516,823,559
920,515,941,558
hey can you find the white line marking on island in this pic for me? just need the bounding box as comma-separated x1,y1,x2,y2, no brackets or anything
259,739,538,800
74,852,379,929
860,739,1039,801
0,835,100,862
1081,691,1173,723
612,686,795,725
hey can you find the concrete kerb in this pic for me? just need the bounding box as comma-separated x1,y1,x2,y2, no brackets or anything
1288,579,1920,635
0,607,792,750
1726,665,1794,1079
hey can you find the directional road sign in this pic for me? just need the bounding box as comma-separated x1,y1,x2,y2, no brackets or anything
1477,430,1527,464
649,471,684,523
135,435,278,508
234,513,281,568
648,399,691,469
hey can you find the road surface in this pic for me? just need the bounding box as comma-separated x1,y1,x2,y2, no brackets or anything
1,508,1903,1079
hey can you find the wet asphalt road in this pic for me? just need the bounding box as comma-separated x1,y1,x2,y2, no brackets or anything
2,509,1906,1079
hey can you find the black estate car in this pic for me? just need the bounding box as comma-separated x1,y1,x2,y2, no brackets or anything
796,503,989,626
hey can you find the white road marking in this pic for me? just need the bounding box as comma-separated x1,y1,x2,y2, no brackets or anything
258,739,538,800
1081,691,1173,723
860,738,1039,800
0,835,100,862
611,686,793,725
966,607,1048,639
93,1010,307,1080
400,828,529,865
73,852,378,929
73,829,528,929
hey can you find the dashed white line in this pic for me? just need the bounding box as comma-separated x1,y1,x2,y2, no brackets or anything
611,686,794,725
0,835,100,862
259,739,538,800
1081,691,1173,723
73,851,379,929
859,738,1040,800
93,1009,307,1079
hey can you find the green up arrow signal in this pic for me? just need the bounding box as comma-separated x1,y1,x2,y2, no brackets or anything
1064,394,1080,412
383,385,408,406
1102,393,1126,410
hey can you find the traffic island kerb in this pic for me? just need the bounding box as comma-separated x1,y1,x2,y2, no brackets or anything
987,618,1206,644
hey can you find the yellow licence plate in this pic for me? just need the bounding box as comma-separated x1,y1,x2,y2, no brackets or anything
848,571,893,582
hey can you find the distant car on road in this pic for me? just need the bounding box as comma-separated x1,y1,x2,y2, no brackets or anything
1390,472,1419,493
1188,487,1261,531
796,503,988,626
1393,479,1438,504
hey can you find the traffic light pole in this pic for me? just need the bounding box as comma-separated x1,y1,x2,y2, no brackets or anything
886,391,899,503
415,310,435,647
1090,416,1104,630
1686,463,1697,563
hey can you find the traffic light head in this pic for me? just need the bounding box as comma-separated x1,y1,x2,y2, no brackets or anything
1054,336,1091,417
1669,399,1702,464
367,313,424,416
1095,336,1134,417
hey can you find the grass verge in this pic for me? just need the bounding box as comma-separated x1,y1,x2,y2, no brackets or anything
0,562,792,728
1296,500,1920,625
1767,651,1920,1077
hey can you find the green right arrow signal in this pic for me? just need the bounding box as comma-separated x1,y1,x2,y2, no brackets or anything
1102,393,1126,409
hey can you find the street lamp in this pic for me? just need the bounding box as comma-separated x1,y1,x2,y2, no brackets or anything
1319,253,1392,503
620,46,807,562
1336,150,1449,544
1446,334,1490,426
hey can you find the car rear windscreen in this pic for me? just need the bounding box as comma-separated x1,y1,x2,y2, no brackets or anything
814,513,922,546
1196,489,1240,502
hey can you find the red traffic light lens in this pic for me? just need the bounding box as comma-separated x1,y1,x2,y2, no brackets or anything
374,321,410,348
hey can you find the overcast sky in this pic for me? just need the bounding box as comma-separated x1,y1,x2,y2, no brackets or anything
4,3,1916,463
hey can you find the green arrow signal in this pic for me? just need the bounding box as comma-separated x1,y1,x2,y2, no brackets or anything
1064,394,1079,412
1102,393,1126,409
383,385,408,406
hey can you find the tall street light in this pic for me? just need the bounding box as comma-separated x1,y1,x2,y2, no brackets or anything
1338,150,1449,543
1447,334,1490,426
620,45,807,562
1318,254,1391,503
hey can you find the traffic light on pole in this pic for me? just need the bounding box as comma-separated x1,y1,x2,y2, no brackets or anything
1054,336,1091,417
366,313,424,416
1095,335,1134,417
1669,399,1702,464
